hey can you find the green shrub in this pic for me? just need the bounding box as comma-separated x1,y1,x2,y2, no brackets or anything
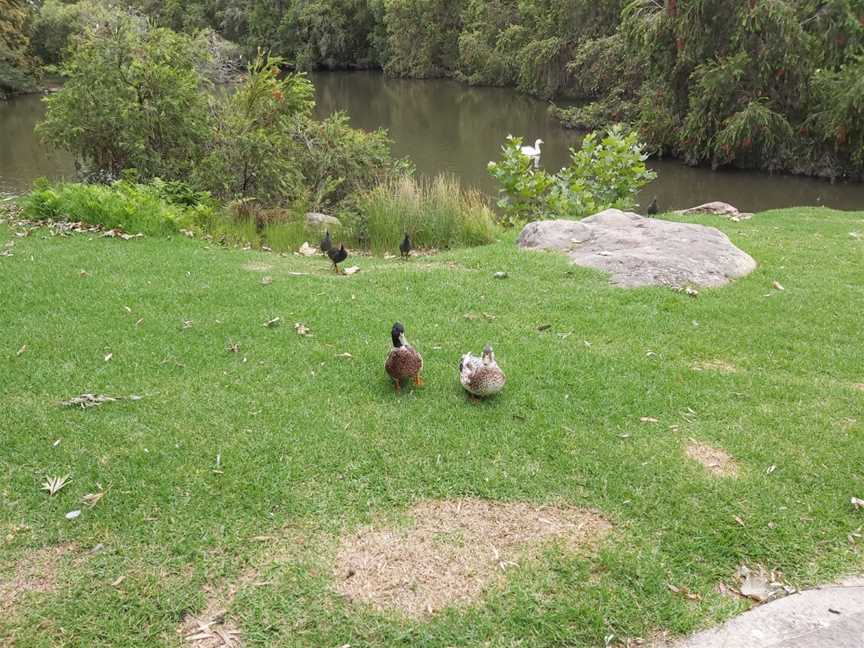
487,137,555,226
36,9,212,179
22,179,214,236
355,174,497,254
488,125,656,224
194,52,314,206
290,111,410,211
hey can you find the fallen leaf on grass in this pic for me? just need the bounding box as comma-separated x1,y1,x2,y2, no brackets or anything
102,229,142,241
766,465,777,475
734,515,746,527
851,497,864,511
16,344,26,356
734,565,792,602
263,317,282,328
52,439,61,447
82,492,105,508
123,306,133,314
343,266,360,275
227,342,240,353
65,510,81,520
298,242,317,256
336,352,353,359
182,320,194,330
61,394,118,408
42,475,71,496
261,275,273,285
640,417,659,423
111,575,125,587
493,271,508,279
104,352,113,362
667,583,702,601
294,323,311,336
135,318,144,326
772,281,785,291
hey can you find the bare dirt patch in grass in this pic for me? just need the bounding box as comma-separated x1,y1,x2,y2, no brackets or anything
333,499,612,617
0,544,74,614
691,359,738,374
178,588,244,648
686,442,739,477
852,383,864,392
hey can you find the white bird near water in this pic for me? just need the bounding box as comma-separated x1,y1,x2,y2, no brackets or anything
521,138,544,168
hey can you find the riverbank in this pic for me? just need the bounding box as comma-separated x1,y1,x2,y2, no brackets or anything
2,206,863,646
5,73,864,212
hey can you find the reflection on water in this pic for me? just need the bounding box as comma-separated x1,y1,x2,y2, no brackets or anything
312,71,864,213
2,72,863,212
0,94,75,196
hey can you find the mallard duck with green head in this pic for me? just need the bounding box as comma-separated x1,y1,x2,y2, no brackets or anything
385,322,424,392
460,344,505,398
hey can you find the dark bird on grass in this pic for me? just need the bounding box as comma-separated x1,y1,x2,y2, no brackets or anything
385,322,424,392
646,197,659,216
399,233,412,259
320,229,332,255
328,243,348,273
460,344,506,399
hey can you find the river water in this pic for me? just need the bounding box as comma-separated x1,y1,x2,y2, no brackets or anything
2,70,863,212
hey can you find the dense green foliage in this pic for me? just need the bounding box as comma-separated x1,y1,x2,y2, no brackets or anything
21,172,496,254
35,10,408,229
37,14,212,180
488,127,656,225
0,0,38,97
22,179,215,236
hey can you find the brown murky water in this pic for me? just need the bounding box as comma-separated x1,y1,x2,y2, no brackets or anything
2,71,863,212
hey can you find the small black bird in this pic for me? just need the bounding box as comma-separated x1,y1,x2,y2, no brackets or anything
399,233,412,260
328,243,348,273
646,197,659,216
320,229,332,255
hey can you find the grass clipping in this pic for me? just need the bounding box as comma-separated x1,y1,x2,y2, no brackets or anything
334,499,611,617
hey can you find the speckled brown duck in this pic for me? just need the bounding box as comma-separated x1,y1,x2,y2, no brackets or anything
385,322,424,392
459,344,505,398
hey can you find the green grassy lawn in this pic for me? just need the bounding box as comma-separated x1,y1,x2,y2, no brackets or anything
1,208,863,647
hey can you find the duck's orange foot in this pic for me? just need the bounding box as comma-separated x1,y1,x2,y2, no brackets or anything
413,375,425,387
393,380,401,393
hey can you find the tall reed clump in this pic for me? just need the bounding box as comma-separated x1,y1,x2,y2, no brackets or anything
358,174,497,255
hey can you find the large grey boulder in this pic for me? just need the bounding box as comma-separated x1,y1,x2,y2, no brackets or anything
518,209,756,288
305,212,341,228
